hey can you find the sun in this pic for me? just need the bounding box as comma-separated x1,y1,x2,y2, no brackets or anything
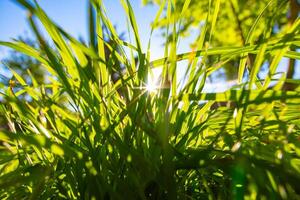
145,68,161,93
145,82,157,92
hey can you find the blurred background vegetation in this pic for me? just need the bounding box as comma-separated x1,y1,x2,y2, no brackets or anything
144,0,299,84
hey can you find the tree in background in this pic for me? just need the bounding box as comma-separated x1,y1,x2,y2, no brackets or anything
2,36,45,85
0,36,44,130
144,0,299,84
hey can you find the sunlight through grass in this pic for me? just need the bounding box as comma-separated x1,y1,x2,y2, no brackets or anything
0,0,299,199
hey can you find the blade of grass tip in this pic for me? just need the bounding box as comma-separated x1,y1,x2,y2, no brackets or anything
96,6,121,44
151,46,236,67
58,27,100,59
28,16,76,101
238,0,275,84
263,48,288,90
70,41,88,67
184,0,212,94
0,41,48,65
126,17,137,79
179,0,191,18
28,1,80,84
285,51,300,60
150,38,299,68
150,0,167,31
98,35,126,65
88,1,97,50
208,0,221,43
263,16,300,89
173,0,191,54
120,0,142,51
34,3,76,67
89,0,103,90
160,0,171,97
249,48,267,89
186,14,209,94
9,68,27,86
95,1,109,95
120,0,144,61
245,0,277,44
170,0,178,98
161,0,175,96
147,0,166,66
178,89,300,103
287,17,300,36
120,0,145,81
26,69,38,88
95,4,130,72
187,0,219,95
58,29,104,88
8,67,40,100
14,0,35,12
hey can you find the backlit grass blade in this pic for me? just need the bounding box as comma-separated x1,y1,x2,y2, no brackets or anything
179,89,300,103
208,0,221,42
238,0,277,83
150,45,300,67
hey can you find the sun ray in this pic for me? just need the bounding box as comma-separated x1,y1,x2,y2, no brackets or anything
145,67,162,93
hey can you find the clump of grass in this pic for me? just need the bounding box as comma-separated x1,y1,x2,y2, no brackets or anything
0,0,300,199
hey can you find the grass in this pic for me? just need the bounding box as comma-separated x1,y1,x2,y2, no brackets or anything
0,0,300,199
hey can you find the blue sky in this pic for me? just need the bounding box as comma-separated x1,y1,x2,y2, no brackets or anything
0,0,165,59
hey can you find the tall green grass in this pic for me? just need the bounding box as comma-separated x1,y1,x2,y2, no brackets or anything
0,0,299,199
